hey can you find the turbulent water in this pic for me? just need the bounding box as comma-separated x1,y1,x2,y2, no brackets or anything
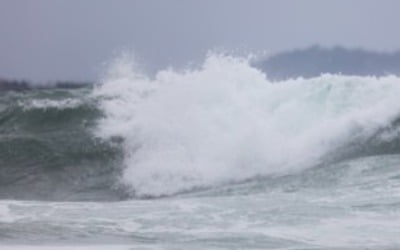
2,55,400,249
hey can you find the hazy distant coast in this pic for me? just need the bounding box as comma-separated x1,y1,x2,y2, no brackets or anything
0,79,92,91
2,46,400,91
257,45,400,80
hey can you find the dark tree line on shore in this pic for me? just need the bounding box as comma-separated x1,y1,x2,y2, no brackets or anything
0,79,92,91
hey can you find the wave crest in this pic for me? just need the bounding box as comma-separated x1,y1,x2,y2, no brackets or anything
94,53,400,197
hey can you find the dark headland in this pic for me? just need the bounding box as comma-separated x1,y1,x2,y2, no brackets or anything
256,45,400,80
0,79,92,91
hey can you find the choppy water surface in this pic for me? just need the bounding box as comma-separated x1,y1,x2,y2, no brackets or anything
1,55,400,249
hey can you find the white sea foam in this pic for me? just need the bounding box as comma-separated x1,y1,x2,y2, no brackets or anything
93,53,400,197
0,203,14,223
19,98,83,111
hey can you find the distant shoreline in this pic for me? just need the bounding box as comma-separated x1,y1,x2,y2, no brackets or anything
2,46,400,90
0,79,93,91
256,45,400,80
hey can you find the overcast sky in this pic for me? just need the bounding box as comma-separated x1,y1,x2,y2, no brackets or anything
1,0,400,82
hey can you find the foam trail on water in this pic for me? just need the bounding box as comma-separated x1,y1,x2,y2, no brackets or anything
93,53,400,197
18,99,84,110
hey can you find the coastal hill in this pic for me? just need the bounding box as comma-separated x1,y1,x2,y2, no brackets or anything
256,46,400,80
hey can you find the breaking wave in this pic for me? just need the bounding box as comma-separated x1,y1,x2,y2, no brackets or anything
2,54,400,200
93,54,400,197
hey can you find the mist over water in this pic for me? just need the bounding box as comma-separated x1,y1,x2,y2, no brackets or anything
2,53,400,249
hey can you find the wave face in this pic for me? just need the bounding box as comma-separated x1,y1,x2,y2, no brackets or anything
0,89,124,201
93,54,400,197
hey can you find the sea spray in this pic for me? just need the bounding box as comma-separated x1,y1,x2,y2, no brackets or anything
93,53,400,197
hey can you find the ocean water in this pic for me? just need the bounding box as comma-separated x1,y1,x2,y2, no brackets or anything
1,55,400,249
